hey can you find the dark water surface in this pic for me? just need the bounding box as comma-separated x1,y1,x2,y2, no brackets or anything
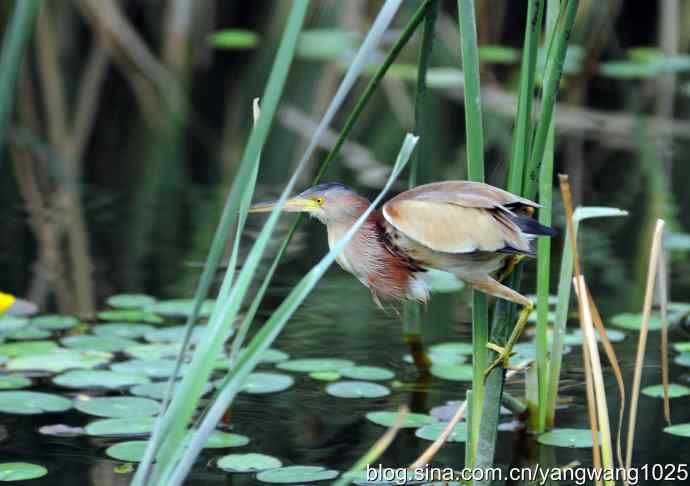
1,271,690,486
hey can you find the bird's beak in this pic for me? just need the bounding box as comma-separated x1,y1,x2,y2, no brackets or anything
249,197,317,213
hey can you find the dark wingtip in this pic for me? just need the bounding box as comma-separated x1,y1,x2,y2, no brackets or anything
512,215,558,237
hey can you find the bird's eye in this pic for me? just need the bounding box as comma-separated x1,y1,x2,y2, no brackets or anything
314,197,325,205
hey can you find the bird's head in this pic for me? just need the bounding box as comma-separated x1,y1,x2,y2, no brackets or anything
249,182,365,224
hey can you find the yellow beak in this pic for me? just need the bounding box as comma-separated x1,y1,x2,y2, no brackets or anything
249,197,317,213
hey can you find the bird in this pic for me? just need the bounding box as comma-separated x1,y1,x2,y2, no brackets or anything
250,180,557,379
0,291,38,317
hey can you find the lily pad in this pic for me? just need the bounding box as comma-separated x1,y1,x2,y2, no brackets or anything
429,342,473,355
0,340,58,358
569,328,627,344
256,465,339,484
124,344,183,360
241,373,294,394
53,370,150,390
0,462,48,481
674,353,690,367
85,417,156,437
309,371,341,381
110,359,188,379
7,349,112,373
98,310,163,324
641,384,690,398
32,314,79,330
144,325,208,344
664,423,690,437
297,29,358,61
74,396,160,418
0,376,32,390
403,352,467,366
340,366,394,381
277,358,355,373
611,312,663,331
93,323,155,339
5,326,51,340
366,411,437,429
217,453,282,473
415,422,467,442
61,335,138,353
0,391,72,415
208,29,260,50
205,431,250,448
0,317,28,333
673,342,690,353
105,440,148,462
538,428,595,448
106,294,157,309
145,299,215,318
430,364,473,382
326,381,390,398
258,348,290,363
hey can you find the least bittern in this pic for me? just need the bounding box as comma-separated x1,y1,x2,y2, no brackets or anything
250,181,556,378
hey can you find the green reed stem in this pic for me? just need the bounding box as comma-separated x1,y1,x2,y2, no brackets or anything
225,0,433,367
0,0,41,167
402,0,439,347
507,0,544,194
534,0,559,434
457,0,487,468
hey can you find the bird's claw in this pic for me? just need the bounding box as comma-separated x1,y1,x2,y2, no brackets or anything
483,342,516,383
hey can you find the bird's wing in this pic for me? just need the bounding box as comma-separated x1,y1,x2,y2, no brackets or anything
382,181,533,254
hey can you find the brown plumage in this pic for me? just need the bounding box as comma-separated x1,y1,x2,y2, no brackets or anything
249,180,556,309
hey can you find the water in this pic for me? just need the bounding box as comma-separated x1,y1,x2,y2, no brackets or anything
2,268,690,485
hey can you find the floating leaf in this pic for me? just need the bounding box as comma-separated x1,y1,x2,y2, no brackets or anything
145,299,215,318
0,391,72,415
53,370,150,390
105,440,148,462
217,453,282,473
415,422,467,442
538,428,595,448
124,343,183,361
5,326,51,340
256,465,339,484
85,417,156,437
106,294,157,309
61,335,138,353
0,316,28,333
479,45,519,64
430,364,473,382
110,359,188,379
570,328,626,343
665,234,690,251
7,349,112,373
673,342,690,353
641,384,690,399
366,411,437,429
0,340,58,358
277,358,355,373
664,423,690,437
241,372,294,394
32,314,78,330
297,29,358,60
208,29,260,50
0,462,48,481
204,431,250,449
599,61,658,79
340,366,394,381
610,312,663,331
130,381,212,400
0,375,31,390
673,353,690,367
258,348,290,363
93,323,155,340
326,381,390,398
429,342,473,355
144,325,208,344
309,371,341,382
98,310,163,324
403,352,466,366
74,396,160,418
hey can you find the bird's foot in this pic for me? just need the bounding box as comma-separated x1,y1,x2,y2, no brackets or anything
483,343,517,382
497,255,526,283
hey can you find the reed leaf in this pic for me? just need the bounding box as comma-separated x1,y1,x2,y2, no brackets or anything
0,0,41,166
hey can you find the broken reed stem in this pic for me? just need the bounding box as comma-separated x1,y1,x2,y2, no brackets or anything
558,174,602,474
658,245,671,425
575,276,614,486
625,219,665,472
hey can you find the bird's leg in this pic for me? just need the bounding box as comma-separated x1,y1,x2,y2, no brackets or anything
496,255,526,283
483,301,534,381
